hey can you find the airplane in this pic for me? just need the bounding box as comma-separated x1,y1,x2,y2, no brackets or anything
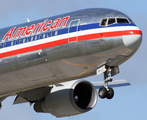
0,8,142,117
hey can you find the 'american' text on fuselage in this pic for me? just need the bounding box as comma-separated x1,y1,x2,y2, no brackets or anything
2,16,70,41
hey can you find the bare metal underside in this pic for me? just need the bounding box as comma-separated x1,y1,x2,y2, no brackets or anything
0,36,132,96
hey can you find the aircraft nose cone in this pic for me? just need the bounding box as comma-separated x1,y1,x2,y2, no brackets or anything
122,28,142,50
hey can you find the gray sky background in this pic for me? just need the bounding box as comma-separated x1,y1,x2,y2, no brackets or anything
0,0,146,120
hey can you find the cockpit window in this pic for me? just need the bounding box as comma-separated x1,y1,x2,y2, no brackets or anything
108,18,116,25
100,17,130,26
100,18,107,26
117,18,130,24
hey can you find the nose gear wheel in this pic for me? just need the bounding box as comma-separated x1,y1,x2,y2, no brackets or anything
98,65,115,99
106,88,114,99
98,87,107,99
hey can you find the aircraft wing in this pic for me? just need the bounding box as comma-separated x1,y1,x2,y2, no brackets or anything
5,79,130,105
0,79,131,117
92,79,130,89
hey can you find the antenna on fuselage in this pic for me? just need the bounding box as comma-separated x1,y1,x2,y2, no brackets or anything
27,18,30,22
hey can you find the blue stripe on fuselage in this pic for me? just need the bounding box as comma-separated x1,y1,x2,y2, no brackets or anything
0,23,136,49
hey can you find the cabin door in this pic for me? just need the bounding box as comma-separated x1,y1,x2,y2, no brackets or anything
68,19,80,43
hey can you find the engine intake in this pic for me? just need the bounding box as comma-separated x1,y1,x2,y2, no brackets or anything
34,80,97,117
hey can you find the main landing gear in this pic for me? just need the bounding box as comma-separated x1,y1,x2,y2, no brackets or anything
98,66,116,99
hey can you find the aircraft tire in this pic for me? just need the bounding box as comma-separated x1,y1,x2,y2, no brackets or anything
106,88,114,99
98,87,107,99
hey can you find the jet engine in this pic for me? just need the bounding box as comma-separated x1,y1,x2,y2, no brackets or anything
34,80,97,117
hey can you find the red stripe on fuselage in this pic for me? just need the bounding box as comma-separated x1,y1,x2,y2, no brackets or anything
0,38,68,58
123,30,142,36
78,30,141,41
0,29,141,59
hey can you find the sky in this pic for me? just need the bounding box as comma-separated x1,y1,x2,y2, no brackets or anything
0,0,146,120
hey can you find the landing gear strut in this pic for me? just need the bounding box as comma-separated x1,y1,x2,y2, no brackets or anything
98,66,115,99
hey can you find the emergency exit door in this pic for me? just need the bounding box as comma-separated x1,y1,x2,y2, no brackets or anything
68,19,80,43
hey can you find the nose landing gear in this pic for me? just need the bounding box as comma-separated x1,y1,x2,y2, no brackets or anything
98,87,114,99
98,66,117,99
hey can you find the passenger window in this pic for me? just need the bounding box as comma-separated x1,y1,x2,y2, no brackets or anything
35,35,38,40
15,40,17,45
43,34,46,38
117,18,129,24
19,39,21,44
100,18,107,26
55,31,58,36
31,36,33,41
51,32,53,36
0,43,2,48
47,33,49,37
27,37,29,42
3,43,6,47
23,38,26,43
39,35,41,39
108,18,116,25
11,41,13,46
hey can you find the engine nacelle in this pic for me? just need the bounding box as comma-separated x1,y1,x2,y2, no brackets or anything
34,80,97,117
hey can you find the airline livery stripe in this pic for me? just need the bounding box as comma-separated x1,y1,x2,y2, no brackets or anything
0,27,141,59
78,30,141,41
123,30,142,35
1,38,68,59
